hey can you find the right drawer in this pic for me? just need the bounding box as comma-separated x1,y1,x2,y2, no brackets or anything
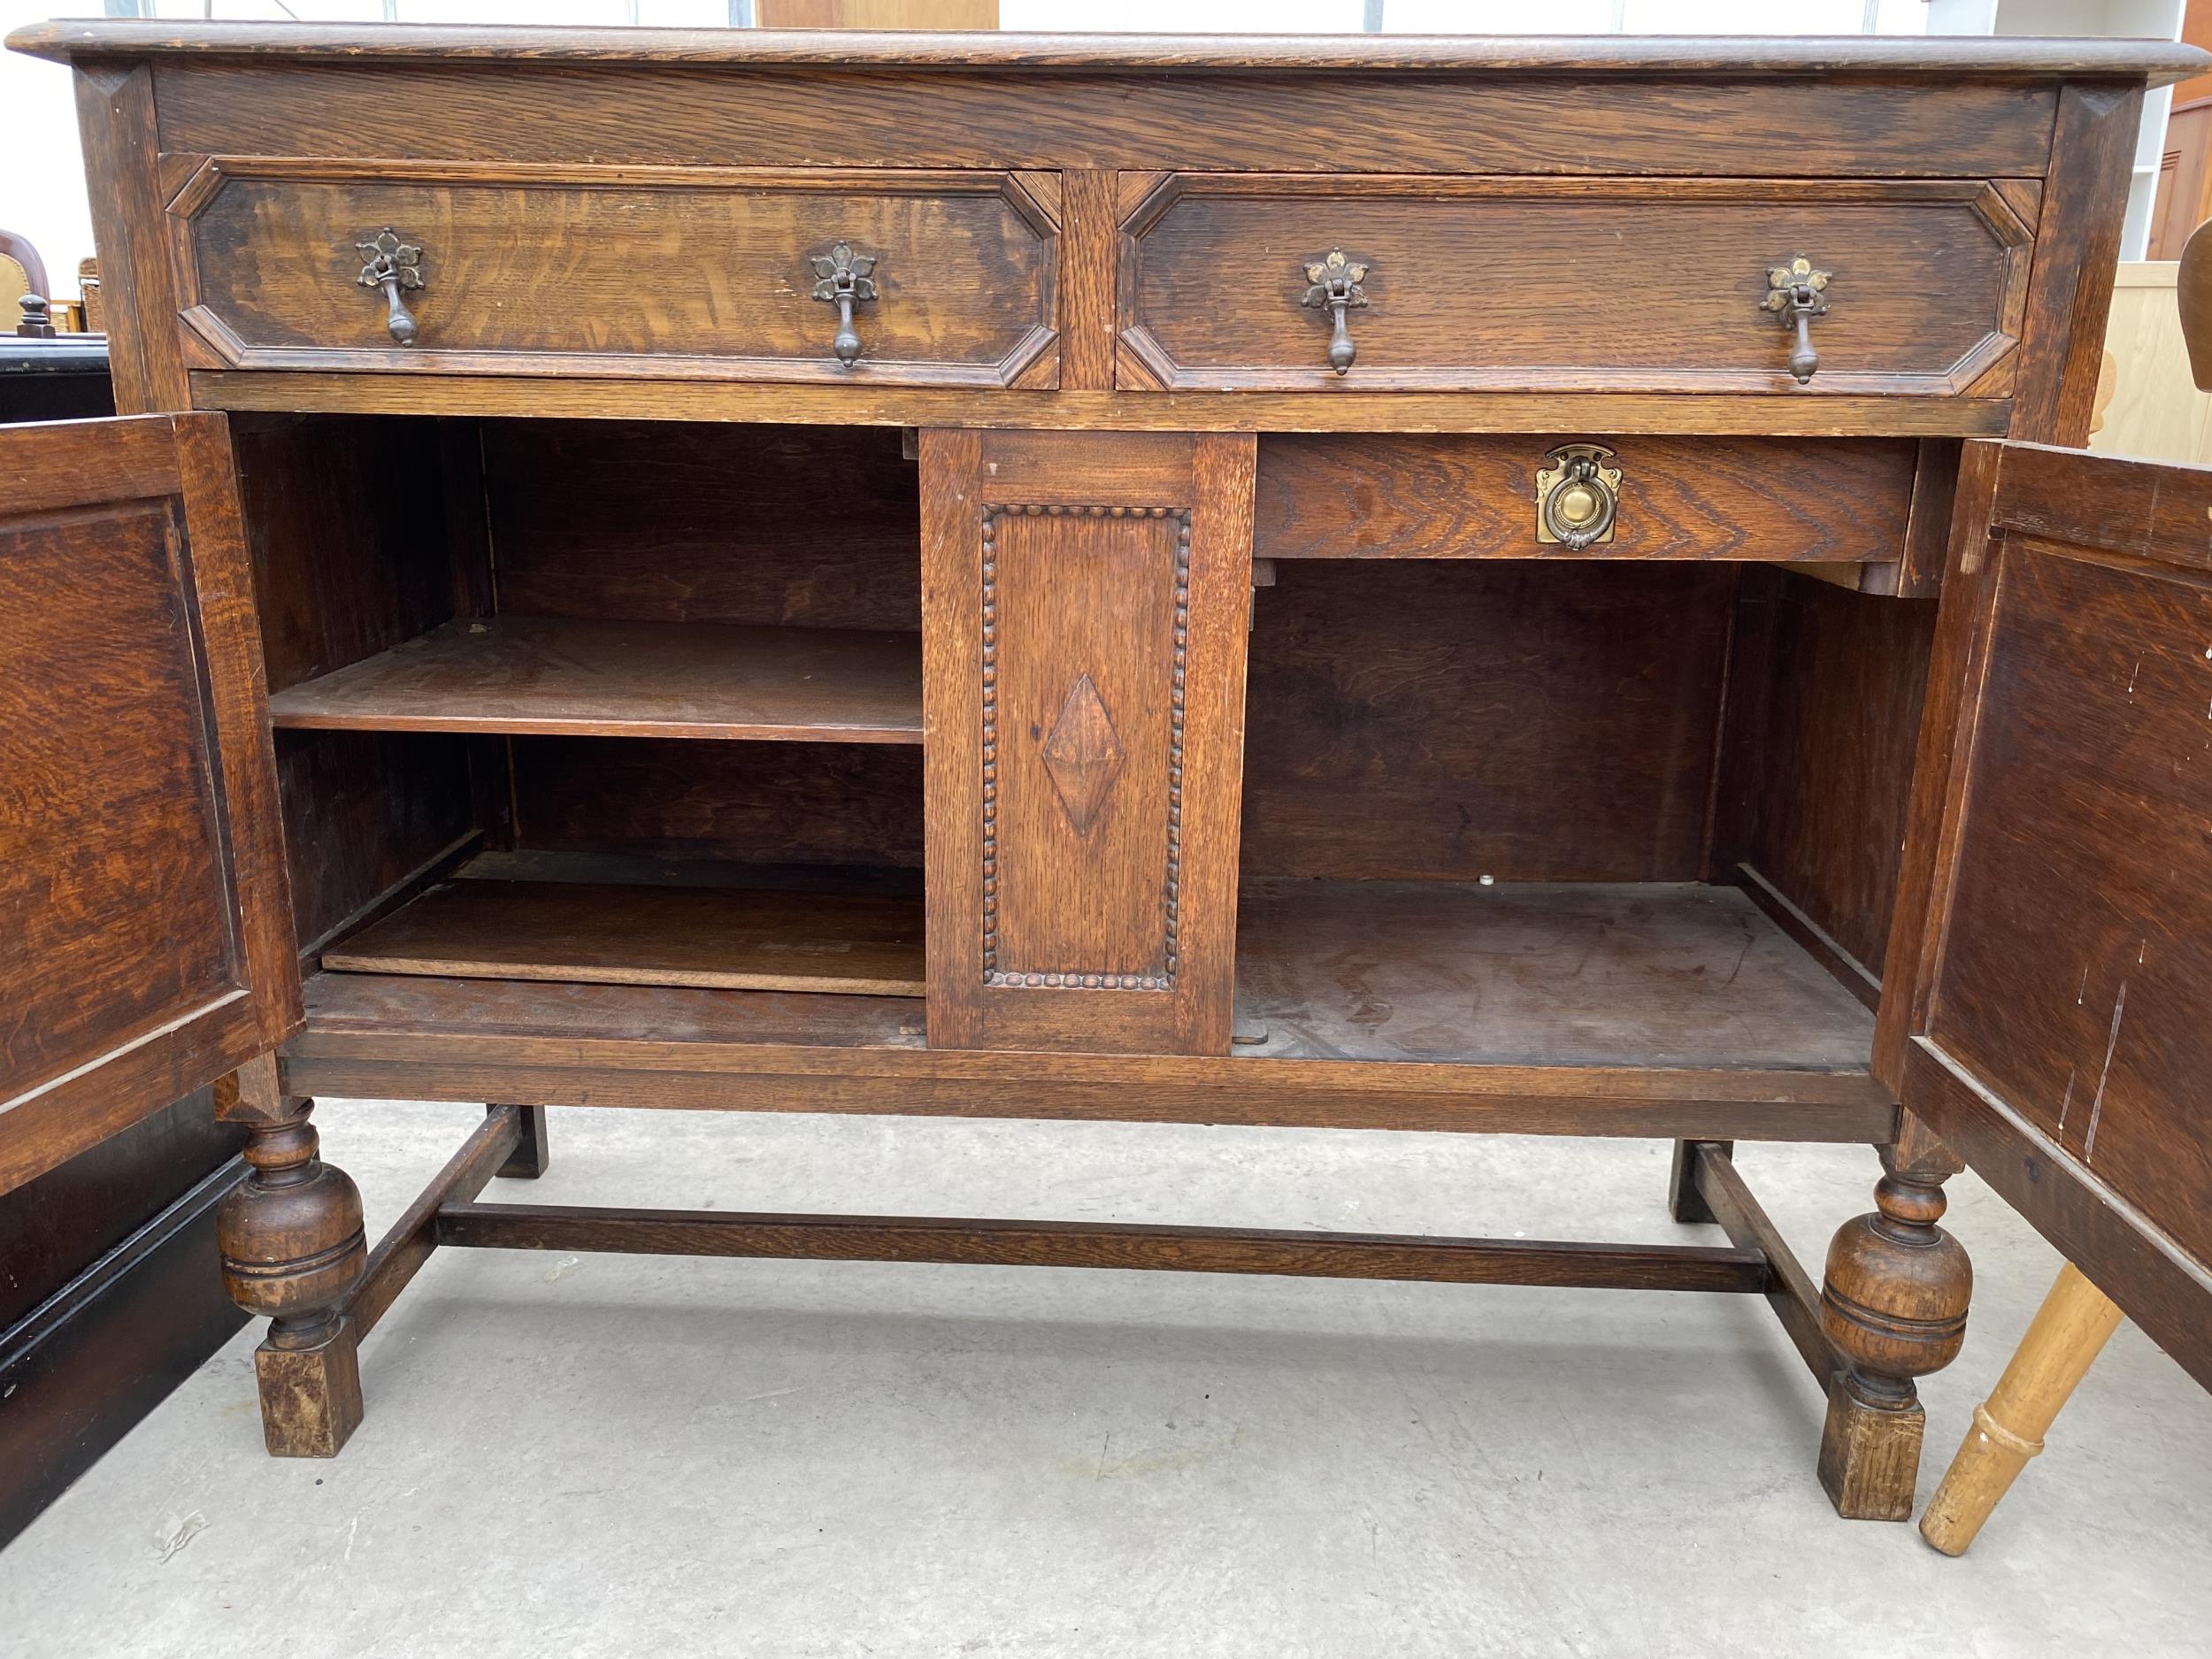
1116,175,2032,397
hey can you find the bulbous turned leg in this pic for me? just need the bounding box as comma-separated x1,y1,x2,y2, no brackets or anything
216,1100,368,1457
1816,1133,1973,1520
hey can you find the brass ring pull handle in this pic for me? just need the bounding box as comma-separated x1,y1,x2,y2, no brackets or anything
1763,256,1832,384
355,228,425,346
1300,248,1371,375
810,242,879,367
1535,444,1622,549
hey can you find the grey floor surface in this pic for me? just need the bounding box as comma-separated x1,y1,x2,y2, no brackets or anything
3,1102,2206,1658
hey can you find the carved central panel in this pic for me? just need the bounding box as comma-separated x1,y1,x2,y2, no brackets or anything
1041,672,1125,834
979,503,1192,992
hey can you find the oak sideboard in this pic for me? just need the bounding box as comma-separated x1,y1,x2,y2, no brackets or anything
5,21,2209,1524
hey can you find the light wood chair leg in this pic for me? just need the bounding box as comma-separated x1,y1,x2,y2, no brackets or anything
1919,1262,2124,1555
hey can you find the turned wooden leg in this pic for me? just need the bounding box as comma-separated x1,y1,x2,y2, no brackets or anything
1919,1262,2123,1555
1816,1119,1972,1520
494,1103,550,1179
214,1085,368,1458
1668,1139,1732,1224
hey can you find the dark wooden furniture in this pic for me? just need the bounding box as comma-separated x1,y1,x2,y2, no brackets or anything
0,326,113,421
7,22,2209,1525
0,331,242,1550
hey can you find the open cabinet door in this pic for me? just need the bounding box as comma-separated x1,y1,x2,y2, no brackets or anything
1878,442,2212,1390
0,415,297,1194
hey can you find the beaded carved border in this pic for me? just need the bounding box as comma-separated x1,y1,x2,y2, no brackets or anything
979,503,1193,991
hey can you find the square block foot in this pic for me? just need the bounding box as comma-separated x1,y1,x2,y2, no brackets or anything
254,1324,364,1458
1818,1375,1924,1521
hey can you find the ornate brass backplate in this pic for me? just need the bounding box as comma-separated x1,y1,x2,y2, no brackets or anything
1534,443,1624,548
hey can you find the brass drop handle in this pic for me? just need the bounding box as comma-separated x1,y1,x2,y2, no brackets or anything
810,242,879,367
1763,256,1832,384
1300,248,1371,375
1535,444,1622,549
355,228,424,346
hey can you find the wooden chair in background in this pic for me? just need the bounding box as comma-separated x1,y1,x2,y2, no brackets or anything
1920,215,2212,1557
0,231,50,321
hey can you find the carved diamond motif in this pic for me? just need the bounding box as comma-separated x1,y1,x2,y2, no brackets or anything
1041,672,1124,835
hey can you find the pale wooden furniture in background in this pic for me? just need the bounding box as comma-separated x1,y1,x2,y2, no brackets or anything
1920,1264,2126,1555
755,0,996,25
2088,261,2212,462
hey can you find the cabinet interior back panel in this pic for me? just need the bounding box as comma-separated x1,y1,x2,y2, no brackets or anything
1240,560,1734,882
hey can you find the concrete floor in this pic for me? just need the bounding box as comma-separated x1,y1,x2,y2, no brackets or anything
3,1102,2206,1657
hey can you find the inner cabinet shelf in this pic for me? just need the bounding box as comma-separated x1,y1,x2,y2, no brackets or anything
324,873,926,996
1234,879,1876,1071
266,615,925,743
310,875,1874,1078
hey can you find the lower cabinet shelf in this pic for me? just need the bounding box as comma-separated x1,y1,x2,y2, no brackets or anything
302,877,1884,1140
1235,878,1875,1071
323,875,926,997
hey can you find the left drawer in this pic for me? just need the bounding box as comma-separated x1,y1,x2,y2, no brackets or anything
165,160,1063,387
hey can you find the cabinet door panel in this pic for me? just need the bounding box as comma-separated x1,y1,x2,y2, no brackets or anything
0,416,297,1194
921,429,1254,1055
1878,441,2212,1388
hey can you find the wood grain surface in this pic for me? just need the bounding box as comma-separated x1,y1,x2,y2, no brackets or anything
268,616,925,743
12,23,2203,78
1919,539,2212,1265
921,429,1254,1055
1719,571,1939,983
231,415,455,695
136,61,2070,180
172,162,1058,386
325,879,926,995
1255,434,1916,563
2,501,233,1094
1690,1142,1840,1384
2008,87,2146,444
284,969,1893,1143
1122,177,2029,396
434,1202,1770,1293
484,421,922,634
507,737,923,871
0,416,296,1195
1882,441,2212,1392
1236,880,1877,1071
225,414,481,954
1240,560,1733,882
191,372,2021,438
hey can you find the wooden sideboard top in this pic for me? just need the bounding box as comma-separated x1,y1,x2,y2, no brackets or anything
9,20,2208,83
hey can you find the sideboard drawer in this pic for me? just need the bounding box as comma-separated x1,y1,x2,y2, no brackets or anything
1118,175,2032,397
167,160,1061,387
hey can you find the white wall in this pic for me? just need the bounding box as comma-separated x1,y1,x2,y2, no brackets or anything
1,2,96,293
0,0,736,297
